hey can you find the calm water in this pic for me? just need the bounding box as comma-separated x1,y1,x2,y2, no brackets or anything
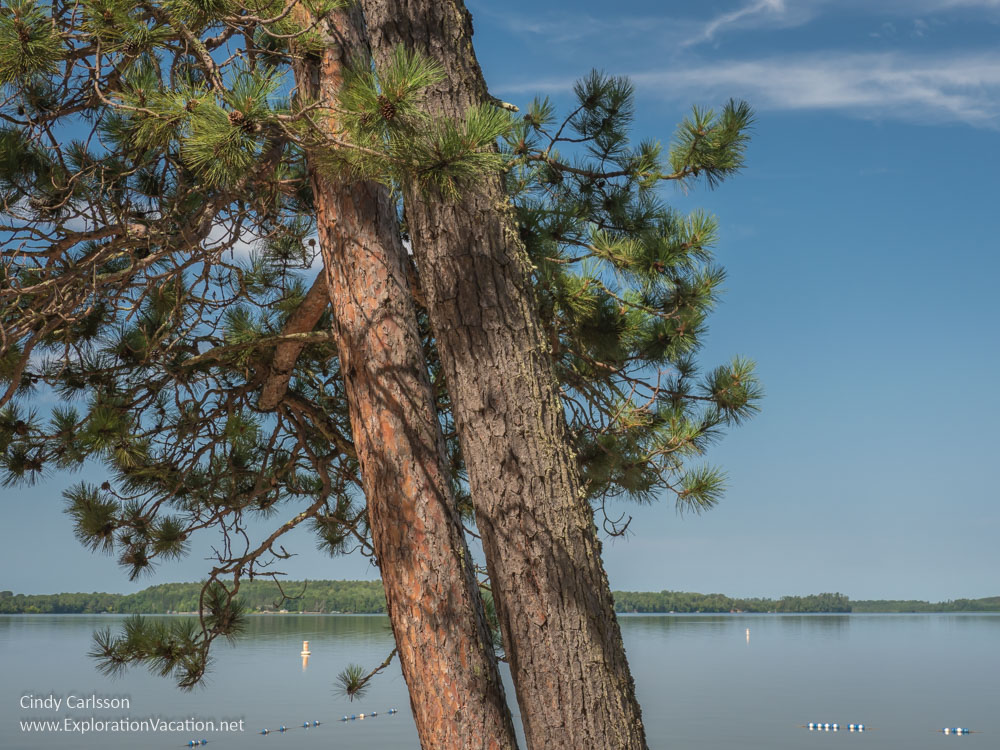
1,613,997,749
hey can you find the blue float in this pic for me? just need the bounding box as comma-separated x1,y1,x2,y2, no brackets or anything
942,728,970,735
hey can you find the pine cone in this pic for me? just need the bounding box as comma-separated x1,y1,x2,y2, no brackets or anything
228,109,256,133
377,94,397,122
121,39,139,56
17,26,31,44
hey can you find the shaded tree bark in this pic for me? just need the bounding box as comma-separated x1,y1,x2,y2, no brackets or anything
357,2,649,748
291,9,519,750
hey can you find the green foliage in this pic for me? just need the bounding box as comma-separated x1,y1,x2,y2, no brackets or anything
81,0,171,55
504,70,761,520
321,45,513,196
407,103,511,197
335,663,368,700
669,100,754,189
182,99,260,186
89,605,237,688
338,45,445,140
165,0,238,30
65,483,119,554
181,67,284,187
0,0,64,85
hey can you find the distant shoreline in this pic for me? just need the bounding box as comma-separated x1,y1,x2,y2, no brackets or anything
2,581,998,615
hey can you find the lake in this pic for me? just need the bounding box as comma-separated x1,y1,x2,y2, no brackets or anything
2,613,997,749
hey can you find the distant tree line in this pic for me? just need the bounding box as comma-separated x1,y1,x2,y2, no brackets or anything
612,591,853,613
0,580,387,614
850,597,1000,613
1,584,997,615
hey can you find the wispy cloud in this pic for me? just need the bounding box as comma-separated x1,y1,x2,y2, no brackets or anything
467,3,695,45
680,0,1000,47
682,0,803,47
496,52,1000,129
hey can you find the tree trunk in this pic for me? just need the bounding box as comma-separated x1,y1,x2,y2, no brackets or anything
291,10,519,750
357,3,649,748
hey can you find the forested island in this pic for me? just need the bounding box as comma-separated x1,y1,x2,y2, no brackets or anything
610,591,1000,613
1,582,998,615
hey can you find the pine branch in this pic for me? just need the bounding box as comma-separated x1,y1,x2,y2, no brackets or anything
257,271,329,409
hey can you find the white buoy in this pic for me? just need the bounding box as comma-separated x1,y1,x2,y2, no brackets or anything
300,640,311,656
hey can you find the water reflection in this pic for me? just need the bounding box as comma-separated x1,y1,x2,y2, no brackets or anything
777,613,850,637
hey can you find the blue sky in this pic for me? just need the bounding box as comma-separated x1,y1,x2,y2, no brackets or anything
3,0,998,600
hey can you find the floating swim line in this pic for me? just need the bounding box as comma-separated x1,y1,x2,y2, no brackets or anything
801,723,870,732
798,723,985,736
258,709,398,736
178,708,399,746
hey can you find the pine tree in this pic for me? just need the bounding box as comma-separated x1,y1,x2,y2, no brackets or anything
359,2,758,747
0,0,760,746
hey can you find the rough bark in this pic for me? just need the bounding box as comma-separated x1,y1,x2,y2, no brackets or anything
291,9,519,750
357,2,649,748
